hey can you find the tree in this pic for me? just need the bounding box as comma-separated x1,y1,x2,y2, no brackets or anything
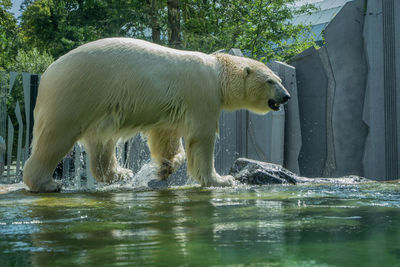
168,0,181,48
180,0,316,62
19,0,317,62
10,48,54,74
146,0,163,44
0,0,20,70
20,0,138,58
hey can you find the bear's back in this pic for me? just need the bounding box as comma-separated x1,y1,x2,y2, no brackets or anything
42,38,219,92
35,38,222,132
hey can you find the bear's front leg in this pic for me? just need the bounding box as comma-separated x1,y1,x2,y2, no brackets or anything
184,129,235,187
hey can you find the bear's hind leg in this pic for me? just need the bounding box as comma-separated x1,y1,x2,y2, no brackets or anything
23,128,79,192
147,128,185,180
83,138,133,183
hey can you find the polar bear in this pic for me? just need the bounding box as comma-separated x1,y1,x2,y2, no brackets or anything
23,38,290,192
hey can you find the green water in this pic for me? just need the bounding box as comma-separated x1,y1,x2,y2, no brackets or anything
1,182,400,267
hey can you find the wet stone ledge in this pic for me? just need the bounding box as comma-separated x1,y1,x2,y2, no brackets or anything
231,158,371,185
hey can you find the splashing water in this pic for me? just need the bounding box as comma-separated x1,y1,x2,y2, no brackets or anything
52,140,199,192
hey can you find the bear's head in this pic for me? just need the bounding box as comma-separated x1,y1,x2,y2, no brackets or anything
242,58,291,114
217,54,290,114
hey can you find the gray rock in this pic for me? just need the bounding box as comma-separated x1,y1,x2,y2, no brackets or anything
230,158,372,185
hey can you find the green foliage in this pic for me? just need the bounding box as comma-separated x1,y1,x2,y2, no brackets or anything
0,0,54,72
180,0,318,62
0,0,21,70
18,0,317,62
20,0,139,58
9,48,54,74
1,0,319,69
191,0,316,61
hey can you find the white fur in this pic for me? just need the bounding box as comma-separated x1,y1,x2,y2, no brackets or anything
23,38,285,192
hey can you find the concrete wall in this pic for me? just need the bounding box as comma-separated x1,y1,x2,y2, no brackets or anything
214,110,245,174
363,0,400,180
290,47,328,177
289,0,400,180
324,0,369,177
290,0,368,178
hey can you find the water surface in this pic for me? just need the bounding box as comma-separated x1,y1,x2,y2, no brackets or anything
1,182,400,266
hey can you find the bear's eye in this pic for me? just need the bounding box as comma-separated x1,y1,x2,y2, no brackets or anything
267,80,274,85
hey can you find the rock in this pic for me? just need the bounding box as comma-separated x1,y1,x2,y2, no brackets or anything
230,158,372,185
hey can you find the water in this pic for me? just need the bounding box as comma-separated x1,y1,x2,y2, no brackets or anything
1,181,400,266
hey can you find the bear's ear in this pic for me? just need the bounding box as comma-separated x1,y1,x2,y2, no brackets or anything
244,66,251,77
211,49,227,55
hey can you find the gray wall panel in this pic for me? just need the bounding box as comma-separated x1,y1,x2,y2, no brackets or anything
269,109,285,165
396,0,400,178
290,47,328,177
246,112,271,162
246,109,285,165
382,0,398,179
318,46,336,176
324,0,368,177
362,1,386,180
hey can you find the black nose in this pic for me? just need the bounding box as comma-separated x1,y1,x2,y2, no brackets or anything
282,94,291,103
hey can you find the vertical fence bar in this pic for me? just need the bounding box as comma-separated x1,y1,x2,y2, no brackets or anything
116,141,126,167
29,75,39,145
14,102,23,178
8,72,17,94
85,154,95,188
62,155,71,180
7,73,18,181
74,144,82,188
0,72,7,180
22,73,31,165
7,117,14,181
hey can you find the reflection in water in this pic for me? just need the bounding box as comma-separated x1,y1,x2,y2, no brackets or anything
0,183,400,266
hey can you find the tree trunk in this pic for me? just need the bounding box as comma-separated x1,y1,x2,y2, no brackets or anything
167,0,181,48
147,0,161,44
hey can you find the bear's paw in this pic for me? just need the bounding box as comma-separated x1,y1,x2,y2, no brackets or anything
205,175,236,187
29,180,62,193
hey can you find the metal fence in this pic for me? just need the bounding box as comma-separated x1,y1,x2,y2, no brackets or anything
0,72,98,186
0,72,40,182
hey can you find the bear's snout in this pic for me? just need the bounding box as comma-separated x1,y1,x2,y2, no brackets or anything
282,94,291,103
268,90,290,111
275,83,290,104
